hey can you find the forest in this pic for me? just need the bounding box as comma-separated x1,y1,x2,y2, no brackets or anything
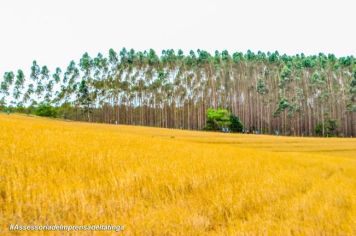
0,49,355,136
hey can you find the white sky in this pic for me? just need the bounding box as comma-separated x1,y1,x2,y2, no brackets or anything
0,0,355,75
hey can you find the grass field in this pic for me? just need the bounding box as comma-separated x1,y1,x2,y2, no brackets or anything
0,114,355,235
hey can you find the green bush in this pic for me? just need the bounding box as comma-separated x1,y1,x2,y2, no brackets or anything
315,119,337,137
229,114,243,132
204,118,220,131
204,108,243,133
315,123,323,136
35,103,58,118
204,108,231,131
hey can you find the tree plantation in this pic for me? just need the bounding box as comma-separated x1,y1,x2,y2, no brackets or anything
0,49,355,136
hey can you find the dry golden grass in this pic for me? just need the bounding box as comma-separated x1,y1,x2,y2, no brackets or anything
0,114,355,235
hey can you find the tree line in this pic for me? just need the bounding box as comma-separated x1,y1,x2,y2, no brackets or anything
0,49,355,136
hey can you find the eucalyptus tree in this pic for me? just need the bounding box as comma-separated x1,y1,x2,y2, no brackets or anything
2,49,355,136
350,67,356,108
30,61,43,102
0,71,15,106
52,67,62,105
78,53,94,121
13,69,25,103
38,65,52,103
61,61,74,102
1,72,11,96
78,79,92,121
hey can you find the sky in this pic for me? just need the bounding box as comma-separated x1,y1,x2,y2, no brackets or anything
0,0,355,75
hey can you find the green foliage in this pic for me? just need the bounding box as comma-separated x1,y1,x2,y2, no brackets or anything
347,104,356,112
327,119,338,136
78,80,92,107
267,51,279,63
314,123,322,136
0,81,9,95
15,104,27,114
279,66,292,88
30,61,40,81
302,57,315,68
4,71,15,85
310,71,326,86
35,103,58,117
229,114,243,132
274,98,290,116
280,65,291,79
232,52,243,63
257,79,268,94
204,109,243,133
204,108,231,131
315,119,338,137
57,102,75,119
204,118,220,131
79,52,93,75
350,67,356,100
0,97,6,111
52,67,62,83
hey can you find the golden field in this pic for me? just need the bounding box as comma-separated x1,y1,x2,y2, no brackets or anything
0,114,355,235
